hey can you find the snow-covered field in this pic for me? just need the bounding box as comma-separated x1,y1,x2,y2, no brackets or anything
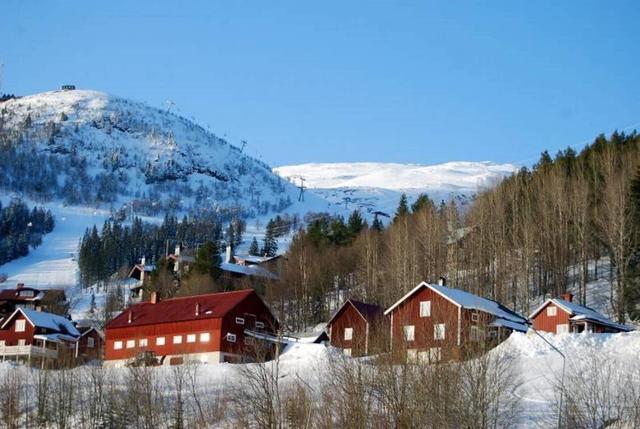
275,161,517,216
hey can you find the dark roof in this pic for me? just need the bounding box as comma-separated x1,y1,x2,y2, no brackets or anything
106,289,258,329
0,287,65,303
328,299,384,326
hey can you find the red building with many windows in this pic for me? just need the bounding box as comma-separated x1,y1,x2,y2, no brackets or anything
104,289,279,366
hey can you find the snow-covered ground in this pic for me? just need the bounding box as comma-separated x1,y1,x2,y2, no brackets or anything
274,161,517,216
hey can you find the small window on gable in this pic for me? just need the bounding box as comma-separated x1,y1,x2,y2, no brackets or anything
547,306,557,317
226,333,237,343
420,301,431,317
15,319,26,332
255,321,265,329
236,317,245,325
403,325,415,341
344,327,353,341
471,312,480,323
434,323,446,340
87,337,95,348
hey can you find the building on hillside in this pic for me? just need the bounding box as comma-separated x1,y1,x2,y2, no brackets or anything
127,257,155,300
167,245,195,275
0,308,80,367
104,289,279,367
384,280,529,362
529,293,633,334
76,326,104,361
327,299,386,356
0,283,68,318
220,246,279,281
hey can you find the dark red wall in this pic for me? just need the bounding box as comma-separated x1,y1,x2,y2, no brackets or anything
328,303,368,356
531,302,571,333
0,312,36,346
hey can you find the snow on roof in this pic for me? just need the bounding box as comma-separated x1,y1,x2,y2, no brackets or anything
490,318,529,333
385,282,527,326
235,254,281,264
220,262,279,280
545,298,633,332
8,308,80,338
34,333,79,343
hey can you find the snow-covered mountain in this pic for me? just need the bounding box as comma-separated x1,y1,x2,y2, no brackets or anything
0,89,327,219
274,161,517,217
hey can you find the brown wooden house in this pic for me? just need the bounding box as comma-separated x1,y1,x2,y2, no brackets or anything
104,289,279,367
384,281,528,362
529,292,633,334
327,299,386,356
76,326,104,361
0,283,68,318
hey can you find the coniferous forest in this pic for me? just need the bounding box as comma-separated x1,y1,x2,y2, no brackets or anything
0,199,54,266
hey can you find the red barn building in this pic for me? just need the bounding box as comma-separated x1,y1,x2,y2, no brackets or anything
529,293,633,334
384,281,528,362
0,308,80,367
104,289,279,367
327,299,386,356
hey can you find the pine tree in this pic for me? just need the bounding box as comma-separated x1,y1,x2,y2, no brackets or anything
90,293,96,314
261,220,278,257
192,241,222,279
347,210,365,238
394,193,409,221
411,193,432,213
371,214,384,232
248,237,260,256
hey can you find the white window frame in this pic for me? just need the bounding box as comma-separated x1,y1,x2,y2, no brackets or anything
200,332,210,343
18,339,26,346
547,306,557,317
226,333,237,343
156,336,165,346
419,301,431,317
556,324,569,334
114,341,123,350
126,340,135,349
429,347,442,362
470,326,484,342
187,334,196,343
343,348,352,357
235,317,245,325
434,323,446,340
407,348,418,362
344,327,353,341
87,337,95,348
471,312,480,323
0,340,5,347
255,321,265,329
403,325,415,342
173,335,183,344
15,319,26,332
139,338,148,347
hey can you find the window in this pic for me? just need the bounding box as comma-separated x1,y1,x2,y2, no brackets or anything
19,290,34,297
126,340,135,349
434,323,446,340
226,333,237,343
15,319,25,332
403,325,415,341
420,301,431,317
87,337,95,348
429,347,442,362
344,327,353,341
156,337,165,346
139,338,148,347
556,324,569,334
114,341,123,350
236,317,245,325
471,312,480,323
0,340,5,347
470,326,484,342
200,333,210,343
18,339,26,346
344,348,352,357
255,321,265,329
407,349,418,362
173,335,183,344
547,306,557,317
187,334,196,343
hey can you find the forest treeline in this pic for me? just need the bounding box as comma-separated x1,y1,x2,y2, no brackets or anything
270,132,640,330
0,199,54,266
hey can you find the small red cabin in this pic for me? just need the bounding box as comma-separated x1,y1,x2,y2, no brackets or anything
327,299,386,356
76,326,104,361
104,289,279,366
529,292,633,334
385,281,528,362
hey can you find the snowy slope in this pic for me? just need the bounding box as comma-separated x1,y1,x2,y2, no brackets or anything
274,161,517,216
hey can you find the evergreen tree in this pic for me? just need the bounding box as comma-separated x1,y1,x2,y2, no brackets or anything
394,193,409,221
347,210,365,238
261,220,278,257
248,237,260,256
192,241,222,279
411,193,432,213
371,214,384,232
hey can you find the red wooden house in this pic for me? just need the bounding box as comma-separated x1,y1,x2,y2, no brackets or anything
76,326,104,361
327,299,386,357
384,281,528,362
104,289,279,367
0,283,68,318
529,292,633,334
0,308,80,367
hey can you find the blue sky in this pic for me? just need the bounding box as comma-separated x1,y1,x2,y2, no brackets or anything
2,1,639,167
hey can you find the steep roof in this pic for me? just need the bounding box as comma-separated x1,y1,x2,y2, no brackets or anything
106,289,258,329
220,262,279,280
384,282,528,332
0,287,45,302
1,308,80,338
328,299,384,326
529,298,633,332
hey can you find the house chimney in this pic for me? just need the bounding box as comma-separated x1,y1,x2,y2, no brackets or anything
225,245,232,264
150,291,157,304
141,256,146,266
438,277,446,286
175,244,181,256
16,283,24,290
128,311,132,324
195,302,200,316
561,292,573,303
